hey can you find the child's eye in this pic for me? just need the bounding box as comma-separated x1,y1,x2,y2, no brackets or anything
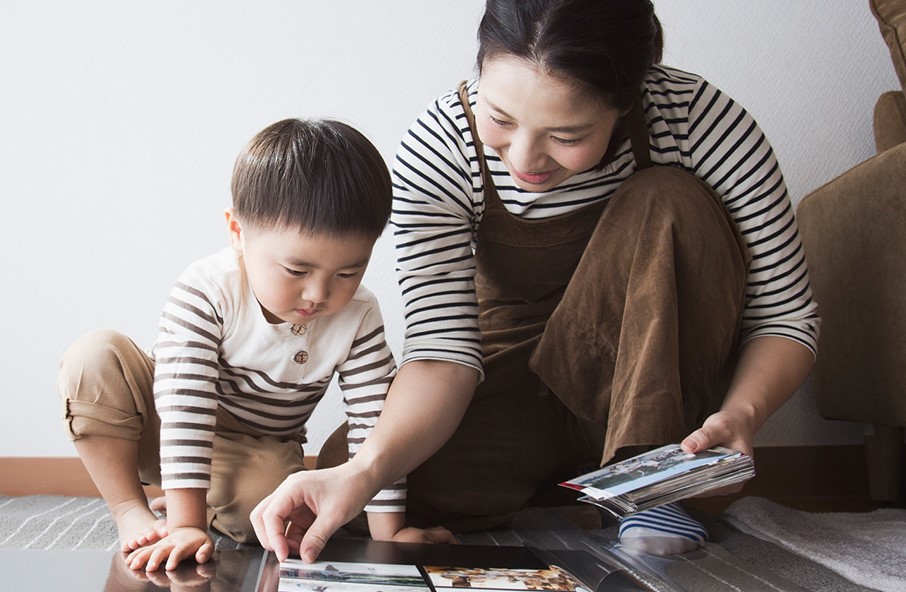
337,271,361,279
284,267,308,277
489,115,512,127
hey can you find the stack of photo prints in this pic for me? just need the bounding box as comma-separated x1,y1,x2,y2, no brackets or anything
277,559,592,591
559,443,755,517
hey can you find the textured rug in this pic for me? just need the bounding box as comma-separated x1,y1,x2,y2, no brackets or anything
2,495,904,591
0,495,241,552
723,496,906,592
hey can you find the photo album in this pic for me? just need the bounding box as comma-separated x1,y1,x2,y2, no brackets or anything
277,559,594,591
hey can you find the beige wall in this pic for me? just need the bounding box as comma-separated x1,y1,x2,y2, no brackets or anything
0,1,893,457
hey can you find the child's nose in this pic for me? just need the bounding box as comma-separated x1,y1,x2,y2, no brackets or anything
302,280,329,303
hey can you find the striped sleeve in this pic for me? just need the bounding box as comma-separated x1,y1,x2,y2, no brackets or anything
336,299,405,513
154,279,223,490
684,79,820,353
391,85,485,374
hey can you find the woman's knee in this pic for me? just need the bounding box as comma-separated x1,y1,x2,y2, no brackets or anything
610,166,725,225
596,166,748,277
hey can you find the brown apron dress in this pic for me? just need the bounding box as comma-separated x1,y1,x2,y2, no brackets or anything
404,82,751,531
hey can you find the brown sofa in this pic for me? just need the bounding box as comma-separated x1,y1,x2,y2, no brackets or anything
796,0,906,503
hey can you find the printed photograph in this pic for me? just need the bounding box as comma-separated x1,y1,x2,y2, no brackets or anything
425,565,590,591
278,559,429,592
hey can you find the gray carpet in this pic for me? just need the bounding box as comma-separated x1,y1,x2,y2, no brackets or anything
0,495,242,552
1,495,904,591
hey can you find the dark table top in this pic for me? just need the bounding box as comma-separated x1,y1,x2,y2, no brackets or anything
0,538,648,591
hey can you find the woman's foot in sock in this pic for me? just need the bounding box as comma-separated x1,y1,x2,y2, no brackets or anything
618,502,707,556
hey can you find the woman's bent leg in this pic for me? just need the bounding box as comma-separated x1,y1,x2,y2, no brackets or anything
531,167,749,555
532,167,750,465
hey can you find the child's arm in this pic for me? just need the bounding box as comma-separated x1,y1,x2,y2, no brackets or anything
125,488,214,571
367,511,457,545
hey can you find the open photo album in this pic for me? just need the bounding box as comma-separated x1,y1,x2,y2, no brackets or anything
276,559,594,592
558,443,755,517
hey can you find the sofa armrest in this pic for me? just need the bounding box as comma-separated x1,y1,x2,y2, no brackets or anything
875,91,906,152
797,142,906,425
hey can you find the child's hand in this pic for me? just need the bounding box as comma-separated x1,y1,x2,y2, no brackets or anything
388,526,458,545
367,511,457,545
125,526,214,572
125,519,168,551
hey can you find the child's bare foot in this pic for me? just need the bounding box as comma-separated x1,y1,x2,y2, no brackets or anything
148,496,166,514
110,498,168,552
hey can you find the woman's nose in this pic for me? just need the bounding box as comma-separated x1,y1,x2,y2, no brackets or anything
508,133,545,172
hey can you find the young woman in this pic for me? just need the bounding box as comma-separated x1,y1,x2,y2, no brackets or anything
252,0,818,560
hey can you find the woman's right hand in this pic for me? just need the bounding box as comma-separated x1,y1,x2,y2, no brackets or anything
252,360,479,563
250,462,377,563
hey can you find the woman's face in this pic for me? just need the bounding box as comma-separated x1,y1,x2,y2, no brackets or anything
475,55,622,193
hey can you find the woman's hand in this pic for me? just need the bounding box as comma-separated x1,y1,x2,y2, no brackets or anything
251,463,377,563
680,336,815,497
681,406,756,458
680,407,756,497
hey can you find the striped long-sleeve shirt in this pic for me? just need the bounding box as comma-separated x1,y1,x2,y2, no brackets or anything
151,248,404,512
392,67,820,377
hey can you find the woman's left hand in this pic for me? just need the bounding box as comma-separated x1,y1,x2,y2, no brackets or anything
680,407,757,496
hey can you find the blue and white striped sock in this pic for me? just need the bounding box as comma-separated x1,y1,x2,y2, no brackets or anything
617,502,708,556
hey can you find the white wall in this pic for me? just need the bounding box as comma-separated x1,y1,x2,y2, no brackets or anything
1,1,896,458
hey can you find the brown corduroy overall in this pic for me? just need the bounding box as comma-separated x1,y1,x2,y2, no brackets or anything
403,83,751,531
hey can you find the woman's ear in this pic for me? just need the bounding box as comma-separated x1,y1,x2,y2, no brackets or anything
224,207,244,253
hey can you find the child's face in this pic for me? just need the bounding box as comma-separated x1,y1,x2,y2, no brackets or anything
227,210,375,325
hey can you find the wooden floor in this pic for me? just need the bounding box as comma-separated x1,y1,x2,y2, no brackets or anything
2,445,903,516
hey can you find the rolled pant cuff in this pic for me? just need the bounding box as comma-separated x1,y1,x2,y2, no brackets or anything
64,399,144,442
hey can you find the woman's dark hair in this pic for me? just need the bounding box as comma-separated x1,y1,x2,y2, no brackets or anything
231,118,391,238
477,0,663,111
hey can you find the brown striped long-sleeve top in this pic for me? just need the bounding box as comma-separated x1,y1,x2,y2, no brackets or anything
151,248,404,512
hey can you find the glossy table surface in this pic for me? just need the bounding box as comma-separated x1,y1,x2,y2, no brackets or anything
0,546,265,592
0,538,646,591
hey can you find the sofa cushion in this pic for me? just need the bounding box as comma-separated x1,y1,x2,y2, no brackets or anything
871,0,906,96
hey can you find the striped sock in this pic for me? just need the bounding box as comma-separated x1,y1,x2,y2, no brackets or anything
617,502,708,556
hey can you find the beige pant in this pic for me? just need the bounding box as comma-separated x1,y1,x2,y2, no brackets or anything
57,329,308,542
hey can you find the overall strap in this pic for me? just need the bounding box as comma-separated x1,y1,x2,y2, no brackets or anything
627,97,652,170
458,81,495,194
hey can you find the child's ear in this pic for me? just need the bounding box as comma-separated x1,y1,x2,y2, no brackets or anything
225,208,243,253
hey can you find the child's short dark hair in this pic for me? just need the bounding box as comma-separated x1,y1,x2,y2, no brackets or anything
231,118,391,238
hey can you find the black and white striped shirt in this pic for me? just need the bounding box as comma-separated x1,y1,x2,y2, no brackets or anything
392,66,819,376
151,248,405,512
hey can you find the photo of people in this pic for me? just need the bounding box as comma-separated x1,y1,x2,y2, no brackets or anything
424,565,590,591
278,559,429,592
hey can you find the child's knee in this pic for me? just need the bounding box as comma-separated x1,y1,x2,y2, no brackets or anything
59,329,134,382
57,329,152,440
